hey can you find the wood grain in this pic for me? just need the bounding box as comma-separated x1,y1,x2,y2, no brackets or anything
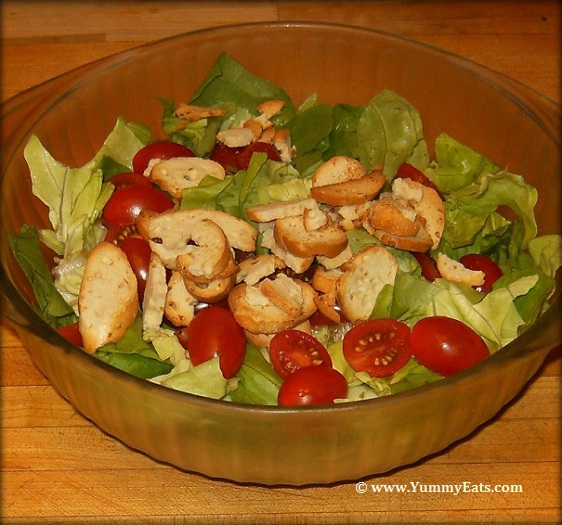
1,1,560,523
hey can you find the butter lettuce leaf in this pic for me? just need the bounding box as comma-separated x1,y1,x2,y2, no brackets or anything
8,225,77,328
356,89,429,179
189,52,294,114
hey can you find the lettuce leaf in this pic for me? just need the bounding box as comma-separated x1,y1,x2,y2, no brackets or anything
189,52,294,114
161,357,230,399
443,169,538,258
24,135,112,258
428,133,501,192
356,89,429,179
8,225,77,328
227,345,281,405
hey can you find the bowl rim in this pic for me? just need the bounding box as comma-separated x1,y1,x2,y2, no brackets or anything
1,20,561,415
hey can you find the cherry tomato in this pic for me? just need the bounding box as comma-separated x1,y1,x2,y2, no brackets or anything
177,306,246,379
343,318,412,378
119,237,151,303
269,330,332,379
308,310,334,328
210,143,243,173
278,366,348,406
395,162,444,200
238,142,281,170
412,251,442,282
57,322,83,347
459,253,503,293
410,316,489,376
108,172,153,190
132,141,195,174
102,184,174,227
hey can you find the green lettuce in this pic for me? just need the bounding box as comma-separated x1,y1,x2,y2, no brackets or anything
189,52,294,114
227,345,282,405
356,89,429,179
162,357,231,399
428,133,500,192
8,225,77,328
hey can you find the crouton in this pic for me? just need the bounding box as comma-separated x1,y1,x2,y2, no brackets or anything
78,242,138,354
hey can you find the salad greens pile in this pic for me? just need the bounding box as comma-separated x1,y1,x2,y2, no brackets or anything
10,52,561,404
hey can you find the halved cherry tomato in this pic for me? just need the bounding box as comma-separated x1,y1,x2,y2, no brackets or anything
343,318,412,378
410,316,489,376
237,142,281,170
177,306,246,379
269,330,332,379
119,237,151,303
108,171,153,190
132,141,195,174
210,143,243,173
57,322,83,347
278,366,348,406
459,253,503,293
102,184,174,227
395,162,444,200
412,251,442,282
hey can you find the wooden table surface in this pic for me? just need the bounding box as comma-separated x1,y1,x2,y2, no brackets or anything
1,1,560,523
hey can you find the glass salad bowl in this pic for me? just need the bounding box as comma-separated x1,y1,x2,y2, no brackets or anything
1,22,560,486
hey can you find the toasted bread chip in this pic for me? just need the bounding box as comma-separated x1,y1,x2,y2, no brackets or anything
392,177,445,250
259,273,306,318
436,253,485,287
165,271,198,327
312,156,366,187
246,198,317,223
149,157,225,199
257,99,286,118
311,171,386,206
174,103,225,121
316,245,353,270
364,196,422,238
228,277,317,335
142,252,168,337
274,214,348,259
137,209,257,268
236,254,286,285
314,292,342,324
259,222,314,274
216,127,255,148
336,245,398,323
183,273,236,303
173,219,233,283
311,267,343,294
78,242,138,354
373,229,433,253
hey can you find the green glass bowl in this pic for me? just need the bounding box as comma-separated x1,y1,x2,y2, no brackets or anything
1,22,560,485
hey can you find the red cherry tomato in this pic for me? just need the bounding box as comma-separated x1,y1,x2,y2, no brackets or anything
278,366,348,406
102,184,174,227
108,172,152,190
412,251,442,282
343,318,412,378
132,141,195,174
177,306,246,379
57,322,83,347
459,253,503,293
396,162,444,200
410,316,489,376
308,310,334,328
238,142,281,170
119,237,151,303
269,330,332,379
210,143,243,173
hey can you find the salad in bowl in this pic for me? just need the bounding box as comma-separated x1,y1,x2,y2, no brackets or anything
10,52,561,407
